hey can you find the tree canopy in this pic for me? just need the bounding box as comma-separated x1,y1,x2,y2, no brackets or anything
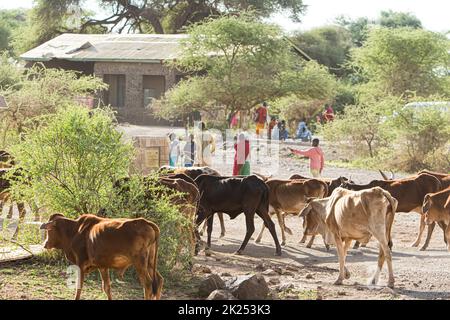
292,25,353,77
336,10,423,47
0,9,27,55
152,14,337,125
350,27,450,97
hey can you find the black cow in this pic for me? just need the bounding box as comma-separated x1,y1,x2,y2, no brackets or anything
194,174,282,256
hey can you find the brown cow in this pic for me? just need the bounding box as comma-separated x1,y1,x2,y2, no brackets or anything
422,187,450,252
289,174,352,247
418,170,450,189
341,173,442,250
255,178,328,246
40,213,163,300
289,174,352,197
300,187,398,287
159,165,226,238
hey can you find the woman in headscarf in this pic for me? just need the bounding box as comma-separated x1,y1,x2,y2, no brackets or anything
233,132,251,176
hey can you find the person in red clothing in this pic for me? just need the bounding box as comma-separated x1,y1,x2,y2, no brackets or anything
233,133,251,176
254,102,268,137
289,138,324,178
323,104,335,122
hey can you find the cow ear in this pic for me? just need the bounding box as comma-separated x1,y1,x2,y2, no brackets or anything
299,206,311,218
40,220,56,230
305,197,315,204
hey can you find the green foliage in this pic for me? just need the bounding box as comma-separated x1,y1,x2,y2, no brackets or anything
350,27,450,97
0,9,27,55
335,16,371,47
9,105,134,216
0,52,22,89
333,82,357,114
292,25,353,77
320,95,401,158
27,0,306,35
12,1,103,55
336,10,423,47
154,14,337,125
388,104,450,172
377,10,422,29
0,63,107,142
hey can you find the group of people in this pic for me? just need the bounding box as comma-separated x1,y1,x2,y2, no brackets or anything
169,101,327,178
168,122,216,168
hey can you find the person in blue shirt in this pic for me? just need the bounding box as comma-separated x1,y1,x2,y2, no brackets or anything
296,118,312,142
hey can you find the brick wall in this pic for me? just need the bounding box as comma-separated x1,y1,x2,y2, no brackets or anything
94,61,182,125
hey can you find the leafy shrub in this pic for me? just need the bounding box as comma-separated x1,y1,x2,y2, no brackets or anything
389,106,450,172
9,105,134,216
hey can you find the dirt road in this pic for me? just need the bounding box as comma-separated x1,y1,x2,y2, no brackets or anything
193,147,450,300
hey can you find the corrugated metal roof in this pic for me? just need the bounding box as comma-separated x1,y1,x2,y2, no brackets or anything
20,33,189,63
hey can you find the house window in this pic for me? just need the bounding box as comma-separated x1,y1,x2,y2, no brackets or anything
143,75,165,108
103,74,125,108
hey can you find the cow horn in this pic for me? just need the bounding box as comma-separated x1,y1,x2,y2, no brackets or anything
379,170,389,180
40,222,50,230
390,170,395,180
40,221,55,230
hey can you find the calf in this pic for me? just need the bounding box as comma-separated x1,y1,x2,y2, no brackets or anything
300,187,397,287
341,173,442,250
289,174,351,247
255,178,328,246
422,187,450,252
195,174,282,256
40,213,163,300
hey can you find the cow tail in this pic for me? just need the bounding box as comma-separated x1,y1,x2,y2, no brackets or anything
381,189,397,250
151,224,161,297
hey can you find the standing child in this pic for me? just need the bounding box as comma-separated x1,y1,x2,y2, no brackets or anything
289,138,324,178
169,133,180,167
183,134,196,167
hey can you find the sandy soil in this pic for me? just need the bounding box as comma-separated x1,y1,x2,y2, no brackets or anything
191,142,450,300
1,128,449,300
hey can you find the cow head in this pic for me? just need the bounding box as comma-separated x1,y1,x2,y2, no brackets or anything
337,177,351,189
40,213,66,249
299,199,322,237
422,194,436,225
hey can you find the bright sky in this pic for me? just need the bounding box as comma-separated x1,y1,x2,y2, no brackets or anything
1,0,449,33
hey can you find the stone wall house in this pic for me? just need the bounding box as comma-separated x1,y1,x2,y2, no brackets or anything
20,33,188,125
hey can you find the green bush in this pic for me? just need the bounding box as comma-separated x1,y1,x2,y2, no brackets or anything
389,106,450,172
8,105,194,278
9,105,134,216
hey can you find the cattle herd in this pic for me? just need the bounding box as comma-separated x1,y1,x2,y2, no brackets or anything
1,149,450,300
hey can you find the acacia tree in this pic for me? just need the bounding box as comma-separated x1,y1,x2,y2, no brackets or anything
0,63,106,148
291,25,353,77
13,0,306,54
350,27,450,97
153,14,337,126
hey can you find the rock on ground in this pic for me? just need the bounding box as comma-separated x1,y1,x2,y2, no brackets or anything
207,290,237,300
198,274,226,298
227,274,269,300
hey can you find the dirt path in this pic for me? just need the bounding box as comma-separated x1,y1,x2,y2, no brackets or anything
193,148,450,300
